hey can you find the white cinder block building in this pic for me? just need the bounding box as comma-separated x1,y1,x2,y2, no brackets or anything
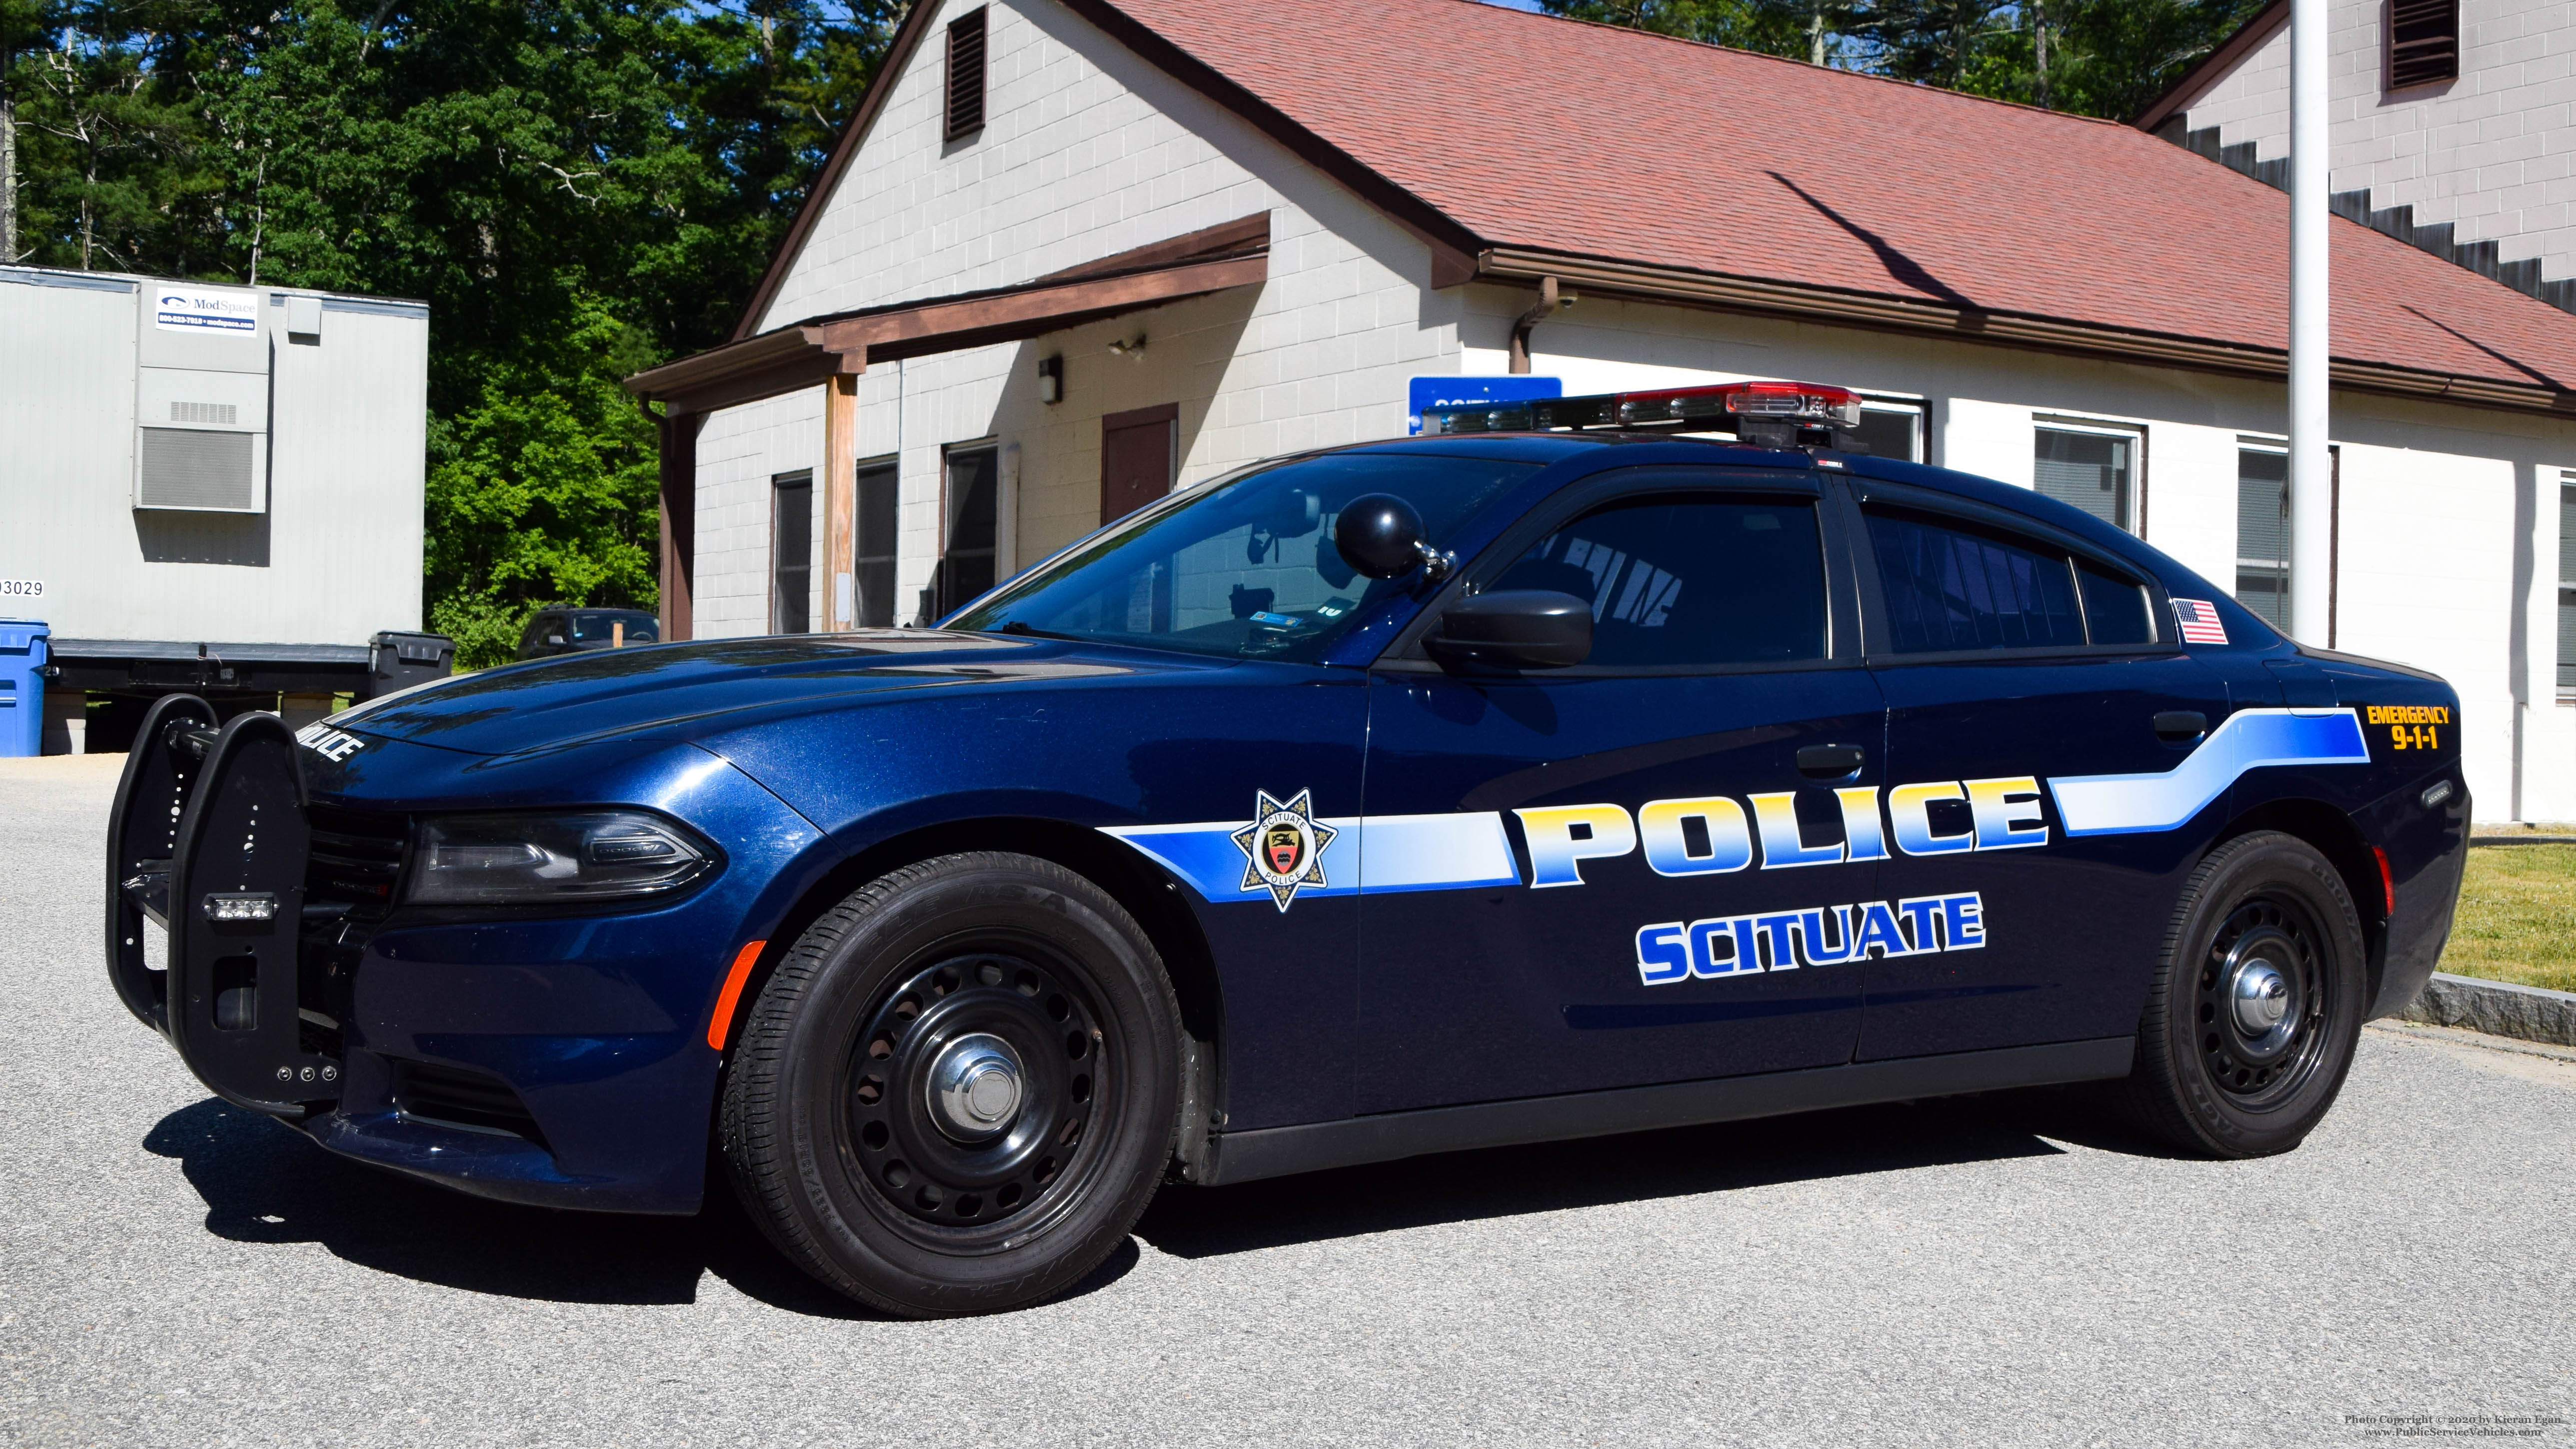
2139,0,2575,308
628,0,2576,824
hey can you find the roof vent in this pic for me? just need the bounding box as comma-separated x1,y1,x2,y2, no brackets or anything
945,7,987,140
2388,0,2458,90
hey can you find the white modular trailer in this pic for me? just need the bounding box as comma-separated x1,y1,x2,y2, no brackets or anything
0,266,430,735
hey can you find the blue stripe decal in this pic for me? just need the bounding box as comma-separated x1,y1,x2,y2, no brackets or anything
1101,812,1519,903
2047,708,2370,838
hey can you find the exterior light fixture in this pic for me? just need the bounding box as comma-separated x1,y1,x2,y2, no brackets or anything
1038,353,1062,404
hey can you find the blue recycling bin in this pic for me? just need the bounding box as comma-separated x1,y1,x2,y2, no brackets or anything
0,621,46,757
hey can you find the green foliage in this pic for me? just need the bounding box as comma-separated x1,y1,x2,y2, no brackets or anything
3,0,906,666
1539,0,2274,120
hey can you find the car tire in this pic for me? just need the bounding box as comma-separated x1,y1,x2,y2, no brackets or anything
719,852,1182,1317
2123,830,2368,1159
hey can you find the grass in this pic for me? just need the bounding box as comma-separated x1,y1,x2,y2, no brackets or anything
2440,844,2576,993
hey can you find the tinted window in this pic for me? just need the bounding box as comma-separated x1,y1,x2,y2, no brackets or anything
567,612,655,643
953,451,1541,663
1869,510,2084,653
1490,495,1827,668
2077,562,2155,645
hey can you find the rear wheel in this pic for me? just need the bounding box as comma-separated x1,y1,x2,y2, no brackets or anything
720,852,1181,1316
2124,830,2367,1158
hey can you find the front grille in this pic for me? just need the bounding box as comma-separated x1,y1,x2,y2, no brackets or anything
389,1059,549,1149
305,804,406,919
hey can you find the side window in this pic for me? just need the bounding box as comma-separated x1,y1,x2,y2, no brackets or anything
2078,560,2157,645
1488,494,1829,668
1867,509,2084,654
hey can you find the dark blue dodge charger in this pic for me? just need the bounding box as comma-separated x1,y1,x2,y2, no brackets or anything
107,381,2471,1316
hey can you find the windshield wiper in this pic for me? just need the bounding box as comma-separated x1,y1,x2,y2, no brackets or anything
994,620,1081,641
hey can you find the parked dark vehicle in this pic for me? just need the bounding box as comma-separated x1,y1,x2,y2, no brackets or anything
104,382,2469,1319
514,608,659,659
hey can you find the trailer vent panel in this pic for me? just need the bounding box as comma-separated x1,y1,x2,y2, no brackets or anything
137,427,256,511
169,400,238,425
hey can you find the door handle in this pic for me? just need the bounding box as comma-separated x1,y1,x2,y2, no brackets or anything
2153,710,2208,742
1796,744,1867,779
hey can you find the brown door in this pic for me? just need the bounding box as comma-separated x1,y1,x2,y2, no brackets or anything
1100,403,1177,525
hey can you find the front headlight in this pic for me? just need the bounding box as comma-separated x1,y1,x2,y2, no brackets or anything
405,810,718,906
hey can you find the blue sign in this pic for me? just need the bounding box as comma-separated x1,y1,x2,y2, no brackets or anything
1408,375,1562,435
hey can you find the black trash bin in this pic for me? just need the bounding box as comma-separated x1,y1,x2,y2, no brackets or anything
363,631,456,700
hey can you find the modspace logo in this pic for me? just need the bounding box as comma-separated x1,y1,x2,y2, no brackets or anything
153,287,258,334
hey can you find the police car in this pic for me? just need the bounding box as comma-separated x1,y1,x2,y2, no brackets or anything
105,380,2470,1317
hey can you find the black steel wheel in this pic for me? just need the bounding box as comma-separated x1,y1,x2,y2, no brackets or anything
721,853,1180,1316
2125,831,2367,1158
843,952,1105,1245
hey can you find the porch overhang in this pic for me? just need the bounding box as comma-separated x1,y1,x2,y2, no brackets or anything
626,212,1271,416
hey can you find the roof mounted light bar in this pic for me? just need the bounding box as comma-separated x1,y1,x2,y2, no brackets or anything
1420,379,1868,451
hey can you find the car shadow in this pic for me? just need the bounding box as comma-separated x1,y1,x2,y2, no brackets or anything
145,1085,2160,1308
1136,1085,2131,1259
142,1098,1145,1317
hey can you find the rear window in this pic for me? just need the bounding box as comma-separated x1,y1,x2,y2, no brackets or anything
1867,510,2084,654
569,612,657,643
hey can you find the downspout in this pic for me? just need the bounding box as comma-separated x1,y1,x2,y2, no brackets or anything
1508,276,1572,374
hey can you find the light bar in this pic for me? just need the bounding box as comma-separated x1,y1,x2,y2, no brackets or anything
1421,380,1864,438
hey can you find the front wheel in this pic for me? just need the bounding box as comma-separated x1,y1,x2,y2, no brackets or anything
2124,830,2368,1158
720,852,1182,1316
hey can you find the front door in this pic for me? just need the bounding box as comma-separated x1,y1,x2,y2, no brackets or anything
1851,487,2233,1060
1357,467,1885,1115
1101,403,1177,525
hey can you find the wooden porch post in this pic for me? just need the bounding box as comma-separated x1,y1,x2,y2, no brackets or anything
657,409,703,642
823,371,859,629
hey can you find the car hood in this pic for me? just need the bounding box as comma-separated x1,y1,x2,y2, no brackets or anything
331,630,1202,757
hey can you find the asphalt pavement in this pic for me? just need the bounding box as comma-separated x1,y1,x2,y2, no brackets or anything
3,753,2571,1448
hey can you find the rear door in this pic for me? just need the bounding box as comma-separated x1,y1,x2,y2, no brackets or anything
1849,482,2230,1059
1356,467,1885,1114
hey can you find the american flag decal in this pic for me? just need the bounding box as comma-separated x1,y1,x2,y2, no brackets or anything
2172,598,2229,646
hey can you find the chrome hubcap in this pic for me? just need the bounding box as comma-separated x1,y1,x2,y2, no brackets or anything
2232,961,2288,1033
928,1032,1024,1141
2225,942,2302,1059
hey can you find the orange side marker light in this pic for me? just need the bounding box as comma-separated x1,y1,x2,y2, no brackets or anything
707,940,767,1051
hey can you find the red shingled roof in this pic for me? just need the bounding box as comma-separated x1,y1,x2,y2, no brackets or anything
1102,0,2576,400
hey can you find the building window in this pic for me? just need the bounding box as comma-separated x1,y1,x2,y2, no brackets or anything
2236,446,2291,628
772,471,813,634
2034,421,2139,532
1854,399,1925,463
2388,0,2459,90
938,443,999,618
945,7,987,140
852,458,899,629
2558,475,2576,694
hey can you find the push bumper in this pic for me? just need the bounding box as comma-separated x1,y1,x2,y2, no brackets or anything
106,695,826,1214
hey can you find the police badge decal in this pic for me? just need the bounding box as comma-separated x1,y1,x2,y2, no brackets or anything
1229,789,1338,912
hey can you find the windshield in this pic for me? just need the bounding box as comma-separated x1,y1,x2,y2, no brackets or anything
952,451,1543,663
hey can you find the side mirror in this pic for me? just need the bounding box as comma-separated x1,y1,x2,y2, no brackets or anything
1425,590,1593,671
547,634,566,647
1333,493,1428,580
